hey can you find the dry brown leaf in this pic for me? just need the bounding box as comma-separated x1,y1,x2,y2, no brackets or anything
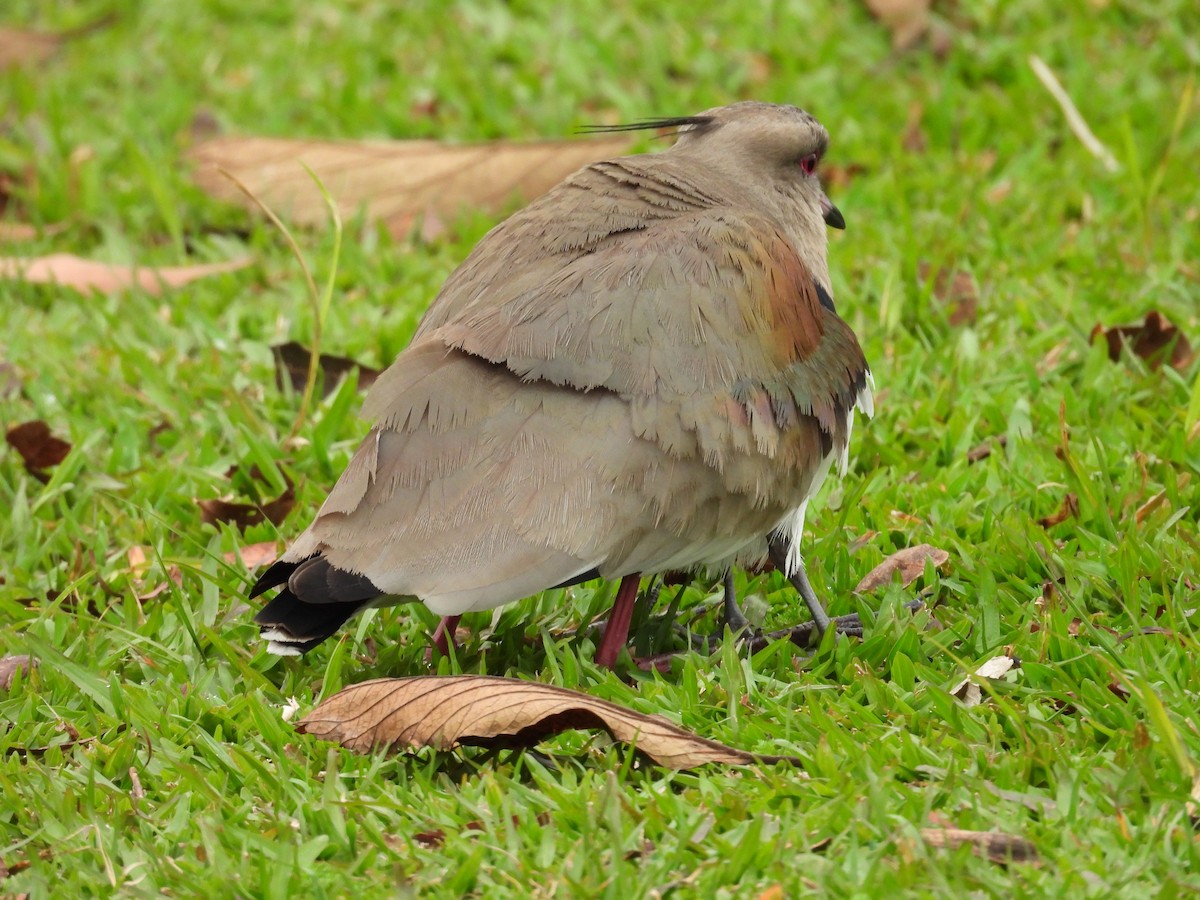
298,675,799,770
919,261,978,326
0,253,251,295
1187,770,1200,823
6,420,71,474
189,135,635,237
921,828,1039,864
1038,493,1079,528
137,564,183,601
198,483,294,531
0,221,66,242
854,544,950,593
1091,311,1195,371
864,0,932,50
272,341,380,397
0,28,60,69
967,435,1006,464
0,655,37,690
223,541,280,569
950,655,1017,707
413,829,446,848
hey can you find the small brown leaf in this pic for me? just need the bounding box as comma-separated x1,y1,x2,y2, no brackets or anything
198,483,294,531
189,135,635,237
6,420,71,473
854,544,950,593
1038,493,1079,528
271,341,379,397
0,655,37,690
920,828,1039,865
967,435,1006,463
919,261,978,325
0,253,251,295
1090,311,1194,371
298,675,799,770
864,0,931,50
0,28,60,69
413,829,445,848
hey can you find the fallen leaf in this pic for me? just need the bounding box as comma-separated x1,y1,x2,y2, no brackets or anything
1091,311,1194,371
919,261,978,326
0,655,37,690
950,655,1017,707
1187,771,1200,824
272,341,380,397
920,828,1039,864
0,253,252,295
820,161,867,192
0,360,21,398
854,544,950,593
902,102,928,154
223,541,279,569
189,135,635,237
0,28,60,69
137,564,182,601
1038,493,1079,528
967,435,1006,463
6,420,71,474
0,221,68,242
864,0,931,50
298,675,799,770
413,829,445,848
198,483,294,531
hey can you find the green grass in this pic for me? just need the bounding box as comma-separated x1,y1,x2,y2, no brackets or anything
2,0,1199,895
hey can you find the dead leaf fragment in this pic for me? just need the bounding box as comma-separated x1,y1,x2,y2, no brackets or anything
0,253,251,295
0,655,37,690
854,544,950,593
950,655,1017,707
189,135,635,237
967,435,1006,463
0,28,60,69
921,828,1039,864
919,262,978,325
198,483,294,531
1091,311,1194,371
864,0,931,50
1038,493,1079,528
298,675,799,770
413,829,446,848
223,541,280,569
6,420,71,473
272,341,380,397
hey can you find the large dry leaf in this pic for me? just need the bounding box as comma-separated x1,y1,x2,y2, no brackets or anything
189,135,634,236
0,28,60,69
272,340,380,396
854,544,950,593
198,483,294,531
0,253,251,295
1091,311,1194,371
298,675,799,770
6,420,71,473
921,828,1039,864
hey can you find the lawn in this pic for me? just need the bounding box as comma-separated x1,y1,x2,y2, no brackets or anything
2,0,1199,896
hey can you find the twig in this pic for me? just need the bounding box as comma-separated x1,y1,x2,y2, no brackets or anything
1029,55,1119,172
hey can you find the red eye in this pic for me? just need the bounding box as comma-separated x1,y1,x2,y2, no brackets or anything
800,153,818,175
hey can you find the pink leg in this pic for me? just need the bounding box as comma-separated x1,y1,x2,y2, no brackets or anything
429,614,462,657
595,573,641,668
